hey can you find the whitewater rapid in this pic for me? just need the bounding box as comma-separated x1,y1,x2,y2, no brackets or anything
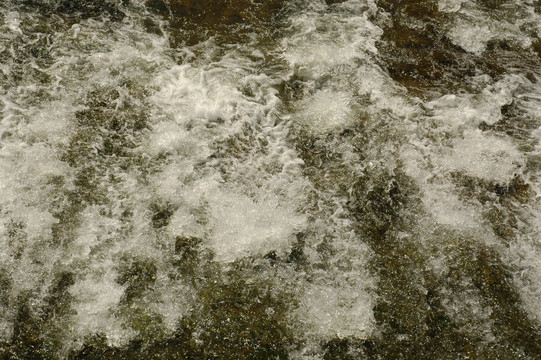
1,0,540,358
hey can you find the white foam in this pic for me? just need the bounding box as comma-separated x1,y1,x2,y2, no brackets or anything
446,1,537,55
294,89,353,133
69,269,133,346
425,182,482,228
282,2,381,79
505,236,541,323
164,177,307,263
145,54,313,263
426,94,500,130
448,20,492,55
146,121,203,157
295,282,374,339
436,129,524,184
438,0,468,13
21,101,74,145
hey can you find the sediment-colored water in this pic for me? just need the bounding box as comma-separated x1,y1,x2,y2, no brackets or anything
1,0,540,358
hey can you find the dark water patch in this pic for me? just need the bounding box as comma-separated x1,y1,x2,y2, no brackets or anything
150,202,176,229
492,176,533,203
374,0,540,99
117,259,158,304
42,272,76,322
169,231,217,279
275,74,306,108
52,85,151,247
292,122,368,197
67,259,295,359
473,253,537,347
476,0,509,10
5,301,49,360
323,0,348,5
275,71,326,112
0,271,11,308
2,273,76,360
286,232,307,266
444,170,541,356
142,16,163,36
366,229,541,359
145,0,286,47
452,173,533,205
450,172,534,241
60,85,149,207
533,38,541,58
448,245,541,358
193,279,293,359
534,0,541,13
322,338,365,359
54,0,126,20
145,0,169,16
172,236,207,278
5,221,26,260
374,0,489,97
13,0,126,21
352,176,433,359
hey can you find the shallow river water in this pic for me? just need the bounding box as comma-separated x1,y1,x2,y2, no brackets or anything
1,0,541,359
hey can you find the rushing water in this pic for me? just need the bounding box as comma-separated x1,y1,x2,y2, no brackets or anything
0,0,540,358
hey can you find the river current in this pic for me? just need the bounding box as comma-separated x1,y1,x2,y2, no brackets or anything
0,0,540,359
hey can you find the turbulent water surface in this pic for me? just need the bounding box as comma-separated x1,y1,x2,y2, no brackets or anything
1,0,541,358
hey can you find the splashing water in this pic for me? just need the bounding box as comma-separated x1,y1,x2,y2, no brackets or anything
0,0,540,358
